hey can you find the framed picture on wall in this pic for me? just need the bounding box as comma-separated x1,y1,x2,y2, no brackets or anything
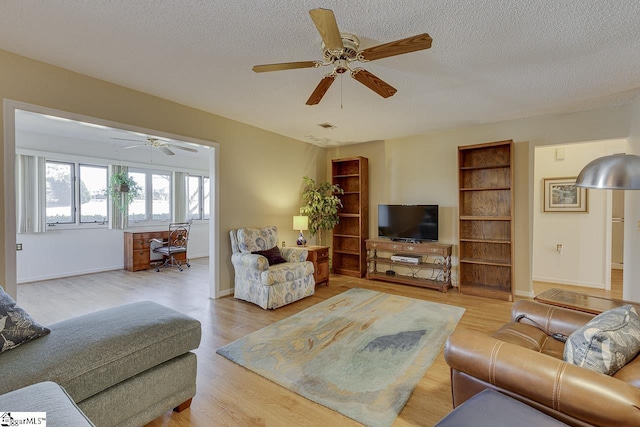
543,177,588,212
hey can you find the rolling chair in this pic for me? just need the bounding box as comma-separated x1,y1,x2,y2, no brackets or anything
151,222,191,272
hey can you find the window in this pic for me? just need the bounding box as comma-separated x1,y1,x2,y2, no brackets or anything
187,175,201,220
187,175,210,221
128,169,171,222
46,161,108,226
79,164,108,223
203,176,210,220
46,161,74,224
152,173,170,221
128,171,146,222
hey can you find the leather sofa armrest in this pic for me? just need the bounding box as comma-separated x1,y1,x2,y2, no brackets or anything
511,300,594,337
444,329,640,427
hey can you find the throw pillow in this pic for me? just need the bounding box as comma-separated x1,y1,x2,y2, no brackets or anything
0,287,50,353
564,305,640,375
252,246,287,266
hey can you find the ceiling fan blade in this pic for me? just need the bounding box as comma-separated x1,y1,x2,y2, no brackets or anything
111,137,144,142
160,146,175,156
351,68,397,98
309,8,344,52
168,144,198,153
306,74,336,105
359,33,432,61
122,145,144,150
252,61,319,73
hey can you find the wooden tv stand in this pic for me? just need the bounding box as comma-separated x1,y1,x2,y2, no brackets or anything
365,238,453,292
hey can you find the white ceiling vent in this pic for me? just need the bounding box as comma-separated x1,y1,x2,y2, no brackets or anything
318,123,337,130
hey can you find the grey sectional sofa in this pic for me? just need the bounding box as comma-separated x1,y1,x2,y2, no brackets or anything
0,301,201,426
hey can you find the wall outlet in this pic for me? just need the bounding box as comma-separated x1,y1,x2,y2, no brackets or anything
556,243,563,253
16,243,22,251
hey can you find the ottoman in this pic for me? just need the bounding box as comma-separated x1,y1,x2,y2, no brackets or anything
435,389,568,426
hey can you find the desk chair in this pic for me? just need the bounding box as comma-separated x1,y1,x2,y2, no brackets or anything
151,222,191,272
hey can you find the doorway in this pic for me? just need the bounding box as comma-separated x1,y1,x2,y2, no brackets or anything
611,191,624,271
531,139,628,292
3,100,219,299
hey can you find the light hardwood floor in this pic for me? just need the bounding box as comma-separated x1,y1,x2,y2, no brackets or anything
17,260,623,426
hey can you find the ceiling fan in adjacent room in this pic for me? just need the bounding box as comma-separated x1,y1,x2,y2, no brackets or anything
252,8,432,105
111,137,198,156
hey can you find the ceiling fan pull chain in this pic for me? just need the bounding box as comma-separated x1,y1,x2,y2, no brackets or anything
340,74,343,109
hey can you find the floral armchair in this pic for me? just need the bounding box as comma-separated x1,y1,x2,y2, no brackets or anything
229,226,315,309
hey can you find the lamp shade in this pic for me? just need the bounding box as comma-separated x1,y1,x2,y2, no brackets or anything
575,154,640,190
293,215,309,231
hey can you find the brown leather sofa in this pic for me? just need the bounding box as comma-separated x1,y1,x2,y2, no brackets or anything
444,300,640,427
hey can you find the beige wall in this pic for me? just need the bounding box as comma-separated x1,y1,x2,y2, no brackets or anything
329,105,632,296
533,140,627,288
624,96,640,301
0,49,325,296
2,47,637,300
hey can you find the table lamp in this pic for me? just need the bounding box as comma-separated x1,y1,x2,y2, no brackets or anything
293,215,308,246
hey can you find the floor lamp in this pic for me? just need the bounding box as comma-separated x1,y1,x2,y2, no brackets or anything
576,154,640,190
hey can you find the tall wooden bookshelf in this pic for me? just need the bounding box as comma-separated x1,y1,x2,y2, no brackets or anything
458,140,514,301
332,156,369,278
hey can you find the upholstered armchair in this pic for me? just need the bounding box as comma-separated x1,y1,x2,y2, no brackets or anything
444,300,640,427
230,226,315,309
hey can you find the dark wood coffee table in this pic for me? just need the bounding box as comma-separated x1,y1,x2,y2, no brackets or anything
534,288,640,315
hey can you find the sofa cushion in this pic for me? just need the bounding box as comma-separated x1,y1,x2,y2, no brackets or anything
0,287,50,353
0,381,94,426
261,261,315,286
0,301,201,403
253,246,287,266
237,226,279,253
564,305,640,375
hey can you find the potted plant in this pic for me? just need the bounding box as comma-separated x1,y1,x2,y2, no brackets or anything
109,171,142,212
299,176,344,245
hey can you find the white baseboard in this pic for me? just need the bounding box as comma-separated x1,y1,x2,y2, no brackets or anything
18,254,211,284
18,265,123,284
515,289,534,298
532,276,605,289
219,287,234,297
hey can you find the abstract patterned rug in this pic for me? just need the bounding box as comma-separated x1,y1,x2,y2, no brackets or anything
217,288,465,427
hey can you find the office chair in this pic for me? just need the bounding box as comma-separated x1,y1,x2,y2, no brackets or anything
151,222,191,272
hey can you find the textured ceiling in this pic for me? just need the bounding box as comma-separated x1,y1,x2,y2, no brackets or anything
1,0,640,146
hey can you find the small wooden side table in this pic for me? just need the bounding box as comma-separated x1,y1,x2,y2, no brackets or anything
534,288,640,315
303,245,330,286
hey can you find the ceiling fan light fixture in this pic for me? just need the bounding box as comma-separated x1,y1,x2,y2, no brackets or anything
322,33,359,62
254,8,432,105
575,153,640,190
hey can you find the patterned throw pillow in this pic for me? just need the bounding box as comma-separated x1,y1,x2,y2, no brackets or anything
0,287,50,353
252,246,287,266
564,305,640,375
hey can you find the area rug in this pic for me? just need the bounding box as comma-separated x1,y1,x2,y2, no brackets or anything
216,288,465,427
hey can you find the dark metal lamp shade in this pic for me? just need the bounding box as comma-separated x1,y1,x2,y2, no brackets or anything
575,154,640,190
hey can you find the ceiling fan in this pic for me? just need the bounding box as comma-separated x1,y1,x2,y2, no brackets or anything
111,137,198,156
252,8,432,105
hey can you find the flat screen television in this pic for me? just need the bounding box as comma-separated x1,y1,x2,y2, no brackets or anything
378,204,438,242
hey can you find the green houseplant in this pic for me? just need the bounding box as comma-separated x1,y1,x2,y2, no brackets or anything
109,171,142,212
300,176,344,245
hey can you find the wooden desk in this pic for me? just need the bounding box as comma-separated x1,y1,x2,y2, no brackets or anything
534,288,640,315
124,231,186,272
